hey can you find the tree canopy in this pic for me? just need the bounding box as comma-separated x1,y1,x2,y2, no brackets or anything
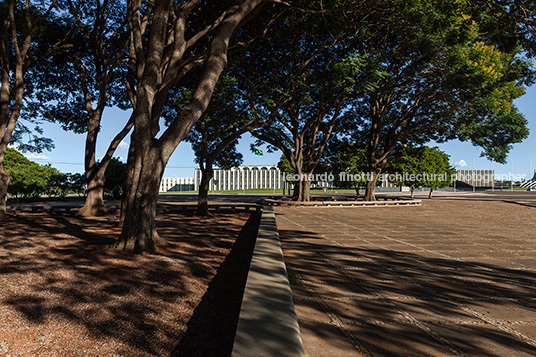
180,74,252,215
337,0,533,200
4,148,82,198
1,0,535,254
235,0,374,201
387,146,456,198
0,0,72,217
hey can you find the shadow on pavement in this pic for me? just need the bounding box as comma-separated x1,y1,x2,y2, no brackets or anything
280,228,536,357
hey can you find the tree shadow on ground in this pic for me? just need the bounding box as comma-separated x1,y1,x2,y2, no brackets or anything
0,211,250,356
171,212,260,357
280,228,536,357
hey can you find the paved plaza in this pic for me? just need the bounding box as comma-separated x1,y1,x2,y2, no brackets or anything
276,199,536,356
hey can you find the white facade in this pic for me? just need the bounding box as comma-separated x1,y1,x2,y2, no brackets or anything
159,177,195,192
194,165,284,191
456,170,495,187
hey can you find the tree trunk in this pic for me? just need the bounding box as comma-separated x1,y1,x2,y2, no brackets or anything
78,169,107,216
292,180,301,200
292,177,312,202
0,164,10,219
119,139,136,226
428,187,434,199
113,148,167,253
197,167,214,216
364,171,380,201
302,179,311,202
410,185,415,199
114,0,266,252
355,186,360,199
77,110,108,216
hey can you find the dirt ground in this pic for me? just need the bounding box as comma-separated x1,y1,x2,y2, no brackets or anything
277,199,536,356
0,211,257,357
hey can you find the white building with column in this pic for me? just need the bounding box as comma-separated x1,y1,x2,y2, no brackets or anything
159,177,196,192
194,165,284,191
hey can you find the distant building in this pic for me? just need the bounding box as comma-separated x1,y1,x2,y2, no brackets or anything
455,170,495,188
194,165,284,191
159,177,195,192
161,165,404,193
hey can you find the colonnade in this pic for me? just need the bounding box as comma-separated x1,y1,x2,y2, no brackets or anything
194,165,283,191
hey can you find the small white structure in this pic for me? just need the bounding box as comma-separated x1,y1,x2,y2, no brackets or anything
159,177,195,192
194,165,284,191
520,170,536,189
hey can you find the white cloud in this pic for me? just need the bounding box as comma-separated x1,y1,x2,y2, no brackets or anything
26,153,50,160
455,159,468,168
118,140,129,151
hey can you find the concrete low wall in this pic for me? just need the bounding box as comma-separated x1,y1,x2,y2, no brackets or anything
263,198,422,207
232,206,304,357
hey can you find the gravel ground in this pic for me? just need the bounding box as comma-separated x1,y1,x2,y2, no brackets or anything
0,211,251,357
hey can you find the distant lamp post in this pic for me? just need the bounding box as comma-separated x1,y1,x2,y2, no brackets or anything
473,156,475,193
511,157,514,192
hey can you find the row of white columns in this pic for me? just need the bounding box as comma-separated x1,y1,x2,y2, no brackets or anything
193,166,284,191
160,177,196,192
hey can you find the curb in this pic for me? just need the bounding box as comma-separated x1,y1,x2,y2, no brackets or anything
232,205,304,357
262,198,422,207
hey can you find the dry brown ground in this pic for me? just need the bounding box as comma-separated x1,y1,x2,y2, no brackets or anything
0,211,251,357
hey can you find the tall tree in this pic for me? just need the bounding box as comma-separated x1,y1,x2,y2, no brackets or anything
277,154,295,196
325,141,368,198
30,0,132,216
103,157,127,199
4,148,59,198
0,0,70,218
240,1,374,201
114,0,275,253
180,76,258,216
387,146,456,199
340,0,534,201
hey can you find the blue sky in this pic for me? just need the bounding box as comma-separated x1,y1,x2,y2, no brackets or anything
21,85,536,180
435,85,536,179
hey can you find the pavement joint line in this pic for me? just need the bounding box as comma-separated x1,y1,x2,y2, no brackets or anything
293,317,533,328
338,318,507,327
302,260,536,288
280,215,466,356
294,294,536,303
293,295,429,302
314,232,536,286
279,210,536,354
507,321,536,325
287,269,375,357
298,212,536,350
394,272,536,348
299,278,399,284
289,235,467,356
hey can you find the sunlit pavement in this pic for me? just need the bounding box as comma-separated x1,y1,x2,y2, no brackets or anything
276,199,536,356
